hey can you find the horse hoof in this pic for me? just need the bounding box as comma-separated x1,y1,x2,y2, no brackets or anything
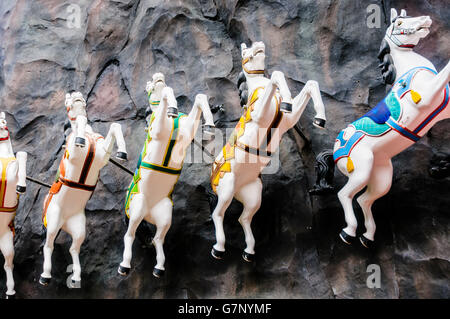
211,248,225,260
203,125,215,136
153,268,165,278
16,185,26,194
242,251,255,263
339,230,356,245
116,152,128,161
313,118,326,129
118,265,130,276
5,293,15,299
39,276,51,286
280,102,292,113
167,107,178,118
359,235,374,249
75,137,86,147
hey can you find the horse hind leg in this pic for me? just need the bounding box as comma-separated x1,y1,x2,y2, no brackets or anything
63,212,86,287
146,197,173,278
356,159,393,249
119,194,146,276
235,178,263,263
211,173,236,259
336,147,374,244
40,207,63,286
0,229,15,298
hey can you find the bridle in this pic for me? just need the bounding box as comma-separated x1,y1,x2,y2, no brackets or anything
242,55,265,75
0,127,10,141
387,16,419,49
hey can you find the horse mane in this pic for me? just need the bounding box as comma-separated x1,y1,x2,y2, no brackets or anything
237,71,248,108
377,38,396,85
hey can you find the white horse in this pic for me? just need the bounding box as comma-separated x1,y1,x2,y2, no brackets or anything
210,41,327,262
0,112,27,299
39,92,128,287
333,9,450,248
118,73,215,278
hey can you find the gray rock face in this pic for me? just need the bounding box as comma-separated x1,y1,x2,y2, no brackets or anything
0,0,448,298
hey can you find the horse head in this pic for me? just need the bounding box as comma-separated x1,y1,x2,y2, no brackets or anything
65,91,87,122
386,8,432,49
145,73,178,124
0,112,9,141
241,41,266,76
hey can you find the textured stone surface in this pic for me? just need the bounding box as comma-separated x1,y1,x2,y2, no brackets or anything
0,0,448,298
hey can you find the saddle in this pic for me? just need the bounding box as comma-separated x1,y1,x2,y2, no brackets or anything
210,87,282,193
124,112,186,218
333,66,450,172
42,133,102,227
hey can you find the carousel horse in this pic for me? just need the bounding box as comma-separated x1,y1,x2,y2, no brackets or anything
210,41,327,262
0,113,27,299
39,92,128,287
332,9,450,248
118,73,215,278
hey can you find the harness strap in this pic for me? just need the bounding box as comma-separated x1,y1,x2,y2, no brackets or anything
78,135,95,184
242,57,264,75
0,157,19,213
59,176,96,192
385,117,420,142
140,161,182,175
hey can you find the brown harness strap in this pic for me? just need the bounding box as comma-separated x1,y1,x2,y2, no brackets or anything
78,134,95,185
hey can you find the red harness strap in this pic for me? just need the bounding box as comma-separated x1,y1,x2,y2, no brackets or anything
42,134,98,226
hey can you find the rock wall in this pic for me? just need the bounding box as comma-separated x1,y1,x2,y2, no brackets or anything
0,0,448,298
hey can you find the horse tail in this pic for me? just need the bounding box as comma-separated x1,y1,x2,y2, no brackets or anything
309,149,336,195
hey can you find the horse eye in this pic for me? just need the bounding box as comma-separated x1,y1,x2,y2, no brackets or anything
397,20,402,26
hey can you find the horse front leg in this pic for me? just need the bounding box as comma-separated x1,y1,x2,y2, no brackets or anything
286,80,327,129
15,151,27,194
0,229,15,298
102,123,128,162
270,71,293,112
74,115,87,147
419,60,450,116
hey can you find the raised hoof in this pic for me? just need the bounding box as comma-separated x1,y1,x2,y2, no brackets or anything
242,251,255,263
339,230,356,245
359,235,375,249
75,137,86,147
5,293,15,299
16,185,26,194
167,107,178,118
39,276,51,286
211,248,225,260
152,268,165,278
280,102,292,113
118,265,130,276
313,118,326,129
203,125,215,136
115,152,128,161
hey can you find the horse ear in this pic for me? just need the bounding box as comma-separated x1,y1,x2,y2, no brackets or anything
0,112,5,120
390,8,398,22
400,9,407,17
240,43,247,56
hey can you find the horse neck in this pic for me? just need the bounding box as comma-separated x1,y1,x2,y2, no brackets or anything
0,140,14,158
149,87,164,103
387,36,435,80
